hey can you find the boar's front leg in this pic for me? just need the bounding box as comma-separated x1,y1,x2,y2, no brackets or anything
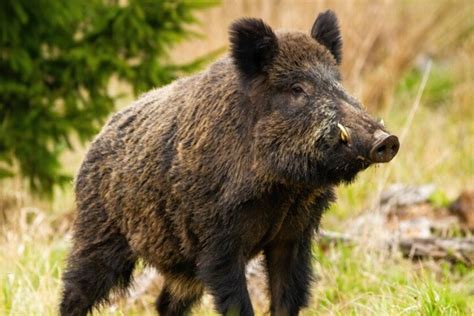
264,230,314,316
197,240,254,316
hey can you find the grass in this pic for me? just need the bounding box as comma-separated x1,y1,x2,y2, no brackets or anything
1,0,474,315
311,244,474,315
0,207,68,315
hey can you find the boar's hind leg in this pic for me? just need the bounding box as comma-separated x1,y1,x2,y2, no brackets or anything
156,275,204,316
197,243,254,316
60,224,136,316
264,232,314,316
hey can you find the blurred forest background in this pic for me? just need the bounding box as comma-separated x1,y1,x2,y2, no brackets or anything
1,0,473,315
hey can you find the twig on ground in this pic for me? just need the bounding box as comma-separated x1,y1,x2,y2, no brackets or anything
318,229,474,265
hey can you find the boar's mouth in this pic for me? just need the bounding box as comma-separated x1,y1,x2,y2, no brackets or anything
336,122,399,164
355,155,372,170
319,157,370,184
315,122,400,184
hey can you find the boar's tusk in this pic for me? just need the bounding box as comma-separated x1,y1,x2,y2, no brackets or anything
337,123,350,143
379,119,385,127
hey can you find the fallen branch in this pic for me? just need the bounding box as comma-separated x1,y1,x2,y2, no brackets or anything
318,230,474,265
398,237,474,265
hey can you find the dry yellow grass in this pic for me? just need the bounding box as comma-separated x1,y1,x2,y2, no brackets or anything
175,0,474,110
1,0,473,315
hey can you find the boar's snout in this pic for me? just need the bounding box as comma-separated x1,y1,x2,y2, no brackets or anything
369,130,399,163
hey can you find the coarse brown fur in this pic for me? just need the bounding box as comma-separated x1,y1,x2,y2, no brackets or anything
60,10,398,316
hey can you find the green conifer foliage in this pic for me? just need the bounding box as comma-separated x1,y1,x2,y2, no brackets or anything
0,0,216,196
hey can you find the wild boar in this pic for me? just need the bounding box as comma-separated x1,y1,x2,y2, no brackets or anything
60,10,399,316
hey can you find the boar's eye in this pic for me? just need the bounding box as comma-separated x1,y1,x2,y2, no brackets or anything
291,84,305,96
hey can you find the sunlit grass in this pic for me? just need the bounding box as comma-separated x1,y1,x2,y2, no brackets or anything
0,207,68,315
310,244,474,315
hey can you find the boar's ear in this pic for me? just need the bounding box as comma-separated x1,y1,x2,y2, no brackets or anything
229,18,278,82
311,10,342,64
